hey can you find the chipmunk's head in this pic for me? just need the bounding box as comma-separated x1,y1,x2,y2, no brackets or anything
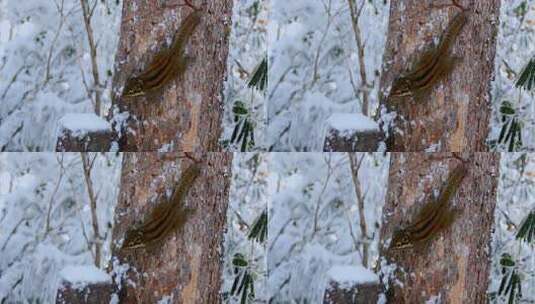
389,78,412,97
122,228,145,250
123,77,145,97
390,229,413,250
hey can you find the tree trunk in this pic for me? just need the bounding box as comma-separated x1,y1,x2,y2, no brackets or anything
56,152,233,303
109,1,233,151
377,152,500,303
111,152,232,303
376,1,500,151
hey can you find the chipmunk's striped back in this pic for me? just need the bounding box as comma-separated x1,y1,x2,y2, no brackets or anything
389,10,468,99
390,164,467,250
122,163,201,250
123,10,202,97
437,11,468,57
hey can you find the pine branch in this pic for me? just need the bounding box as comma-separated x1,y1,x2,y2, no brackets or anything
515,57,535,91
248,56,268,92
516,210,534,244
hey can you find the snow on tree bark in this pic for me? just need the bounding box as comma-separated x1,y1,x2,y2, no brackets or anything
377,152,500,303
377,1,500,151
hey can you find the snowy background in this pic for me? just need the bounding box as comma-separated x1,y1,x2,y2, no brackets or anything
221,0,268,151
267,153,388,302
0,0,121,151
1,0,533,152
267,153,534,303
0,153,532,303
267,0,389,151
0,153,269,303
0,153,122,303
489,0,535,151
267,0,535,152
0,0,266,152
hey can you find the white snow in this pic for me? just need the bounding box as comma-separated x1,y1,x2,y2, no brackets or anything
60,265,111,285
267,0,389,150
0,0,122,151
327,265,378,284
58,113,111,137
326,113,379,132
268,153,389,303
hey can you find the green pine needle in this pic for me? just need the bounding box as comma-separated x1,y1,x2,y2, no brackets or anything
498,254,523,304
516,210,534,244
248,209,268,243
515,57,535,91
498,101,522,151
248,56,268,92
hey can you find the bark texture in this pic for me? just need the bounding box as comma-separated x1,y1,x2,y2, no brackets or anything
110,1,233,151
323,128,383,152
377,152,500,303
323,281,379,304
110,152,232,303
56,282,113,304
56,129,113,152
377,1,500,151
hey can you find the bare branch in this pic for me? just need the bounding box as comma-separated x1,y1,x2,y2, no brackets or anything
347,152,369,268
1,65,26,100
44,0,66,85
80,153,102,268
312,154,333,236
347,0,370,116
43,154,65,238
80,0,102,116
1,217,30,251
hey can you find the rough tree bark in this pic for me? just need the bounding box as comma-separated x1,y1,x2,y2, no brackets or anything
109,0,233,151
376,0,500,151
377,152,500,303
56,152,233,303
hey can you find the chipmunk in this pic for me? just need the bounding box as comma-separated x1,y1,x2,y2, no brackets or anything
122,163,200,250
122,9,202,97
389,163,467,250
389,8,468,101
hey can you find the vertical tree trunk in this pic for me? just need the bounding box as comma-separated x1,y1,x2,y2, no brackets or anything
377,1,500,151
56,152,233,303
377,152,500,303
110,1,233,151
110,152,232,303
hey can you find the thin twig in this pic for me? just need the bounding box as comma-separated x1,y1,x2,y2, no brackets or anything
347,152,369,268
347,0,370,116
80,153,101,268
44,0,66,85
312,154,333,236
1,66,25,100
80,0,102,116
312,0,333,85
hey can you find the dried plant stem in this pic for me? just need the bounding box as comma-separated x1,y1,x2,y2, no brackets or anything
80,0,102,116
347,0,370,116
348,153,369,268
81,153,101,268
